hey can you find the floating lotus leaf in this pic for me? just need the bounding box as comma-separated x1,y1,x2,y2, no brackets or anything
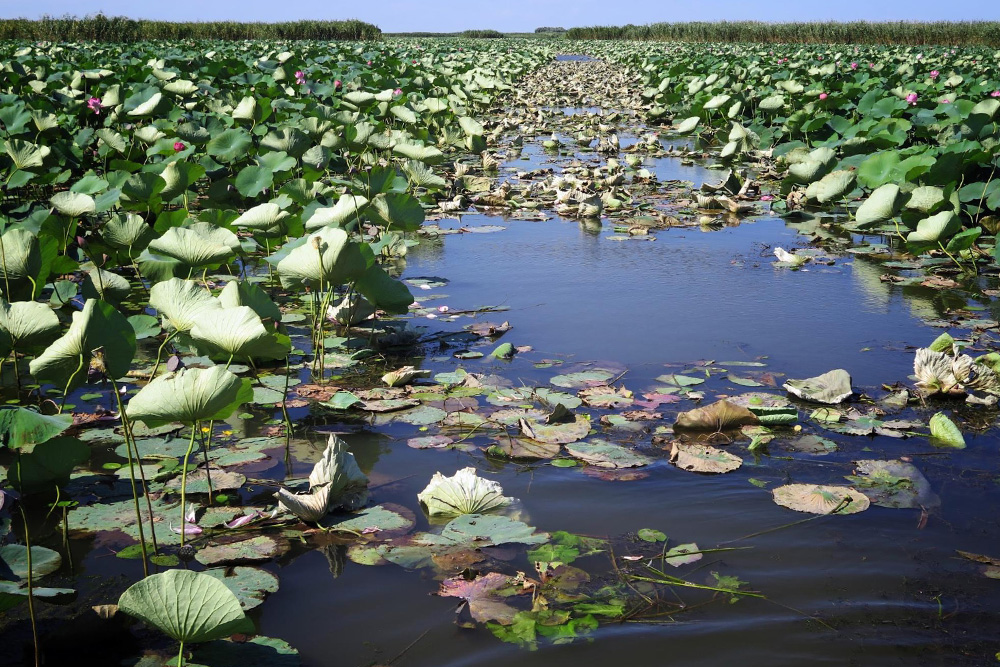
747,406,798,425
847,460,938,509
486,438,560,460
118,569,254,644
322,504,415,535
928,412,965,448
669,442,742,473
549,369,615,389
566,439,650,469
149,278,222,332
190,306,290,361
148,226,235,268
664,543,703,567
439,572,520,624
578,385,634,409
202,567,279,611
519,414,590,444
417,467,513,517
674,400,758,431
127,366,252,427
194,535,290,566
783,369,853,404
304,195,369,230
0,297,59,357
29,299,136,390
772,484,870,515
189,635,300,666
436,513,548,547
270,226,367,287
165,467,246,494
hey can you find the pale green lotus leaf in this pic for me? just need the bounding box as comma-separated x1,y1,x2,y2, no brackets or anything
566,439,651,468
270,226,367,287
149,278,222,332
0,297,60,357
0,544,62,580
402,160,447,189
805,170,856,203
392,141,445,164
190,306,289,360
703,94,731,110
80,268,131,305
217,281,281,322
303,195,369,230
0,407,72,449
674,116,700,133
856,184,906,226
783,369,853,404
126,91,164,117
232,203,290,232
417,467,513,516
202,566,279,611
0,227,41,299
275,434,368,520
758,94,785,111
117,569,254,644
928,412,965,448
905,185,947,213
102,212,155,253
126,366,252,426
382,365,431,387
772,483,870,515
971,98,1000,119
458,115,484,137
50,191,96,217
4,139,50,169
29,299,135,390
906,211,961,244
148,227,234,268
669,441,742,473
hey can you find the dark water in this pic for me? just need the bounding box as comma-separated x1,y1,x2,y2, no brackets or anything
251,214,1000,666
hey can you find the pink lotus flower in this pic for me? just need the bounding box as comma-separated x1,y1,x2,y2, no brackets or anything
817,55,823,60
850,62,858,70
412,59,417,64
334,79,342,89
173,141,186,152
869,63,874,68
929,70,939,79
367,60,372,65
916,53,923,60
760,195,775,201
437,305,449,313
294,70,306,85
393,88,402,96
940,99,950,104
819,92,828,100
86,97,102,114
992,91,1000,97
906,92,919,105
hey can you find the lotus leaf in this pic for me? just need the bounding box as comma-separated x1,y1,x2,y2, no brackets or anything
270,226,367,287
674,400,758,431
126,366,252,427
0,297,60,357
772,484,870,515
417,467,513,517
149,278,222,332
783,369,853,404
669,442,742,473
190,306,290,360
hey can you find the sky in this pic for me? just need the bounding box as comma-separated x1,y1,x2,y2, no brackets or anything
8,0,1000,32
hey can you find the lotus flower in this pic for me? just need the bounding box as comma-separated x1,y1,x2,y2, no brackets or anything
294,70,306,85
850,62,858,70
930,70,940,79
417,467,514,517
367,60,372,65
992,91,1000,98
334,79,342,89
86,97,102,114
940,99,950,104
393,88,402,96
906,92,919,105
819,93,828,100
173,141,186,152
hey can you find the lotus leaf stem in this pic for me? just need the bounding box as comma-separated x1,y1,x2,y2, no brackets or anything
59,353,86,413
149,330,178,381
16,456,41,667
178,424,199,548
111,376,151,575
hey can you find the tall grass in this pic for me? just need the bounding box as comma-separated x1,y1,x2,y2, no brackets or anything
0,14,381,41
564,21,1000,46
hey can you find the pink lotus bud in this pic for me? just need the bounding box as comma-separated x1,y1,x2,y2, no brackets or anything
930,70,939,79
173,141,186,152
906,92,919,105
819,93,828,100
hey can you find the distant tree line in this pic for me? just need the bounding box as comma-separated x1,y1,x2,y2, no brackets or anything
534,27,566,33
563,21,1000,46
462,29,505,38
0,14,382,41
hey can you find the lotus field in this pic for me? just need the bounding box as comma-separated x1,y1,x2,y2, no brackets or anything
1,35,1000,666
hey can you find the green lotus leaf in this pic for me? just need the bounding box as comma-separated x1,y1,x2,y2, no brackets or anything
971,98,1000,119
458,115,485,137
234,165,274,198
206,128,252,162
50,191,96,217
149,278,222,333
417,467,513,517
788,160,829,184
270,226,368,287
0,407,72,449
148,227,234,268
928,412,965,448
232,203,291,232
126,366,252,426
906,211,961,244
368,192,425,232
402,160,447,189
118,569,254,645
566,439,651,469
127,91,165,116
217,280,281,322
0,227,41,300
127,313,161,340
354,264,413,314
758,94,785,111
80,268,131,305
8,436,90,491
4,139,51,170
29,299,136,390
674,116,700,134
121,172,165,203
0,297,60,357
158,161,205,202
261,127,309,158
856,184,906,226
703,94,731,110
0,544,62,580
102,213,155,253
805,170,856,203
190,306,290,361
201,567,279,611
304,195,369,230
905,186,947,213
392,141,445,164
783,369,853,404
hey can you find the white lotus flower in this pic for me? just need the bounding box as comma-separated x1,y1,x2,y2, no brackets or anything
773,247,807,266
417,467,514,517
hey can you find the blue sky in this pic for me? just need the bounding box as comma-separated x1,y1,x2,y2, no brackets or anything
10,0,1000,32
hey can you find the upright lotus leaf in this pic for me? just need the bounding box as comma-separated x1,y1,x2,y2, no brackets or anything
0,228,40,300
148,227,234,268
206,128,253,162
805,170,856,203
232,203,290,232
80,268,131,305
304,195,369,230
29,299,136,390
674,400,758,431
458,115,485,138
271,226,367,288
0,298,60,357
354,264,414,314
783,369,853,404
190,306,290,361
275,434,369,520
0,545,62,579
417,467,513,516
855,184,906,226
906,211,961,245
367,193,425,232
50,191,96,217
928,413,965,448
772,484,870,515
117,569,254,646
9,436,90,491
0,407,72,449
101,212,155,254
149,278,222,332
217,281,281,322
126,366,252,427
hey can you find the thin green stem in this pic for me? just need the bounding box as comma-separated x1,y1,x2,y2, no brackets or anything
112,375,158,558
59,353,86,413
179,424,199,548
149,330,178,381
177,640,185,667
17,455,41,667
